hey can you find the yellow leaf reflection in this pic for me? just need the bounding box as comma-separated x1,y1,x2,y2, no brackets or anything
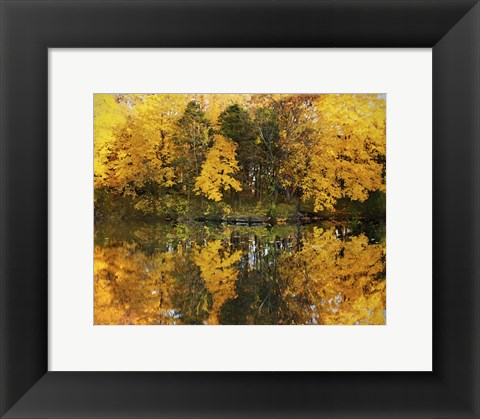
193,240,242,324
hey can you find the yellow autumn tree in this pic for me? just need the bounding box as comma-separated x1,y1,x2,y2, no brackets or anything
275,94,319,202
113,94,186,193
194,135,242,201
275,94,386,211
93,94,127,188
94,94,188,199
127,94,187,188
300,94,386,211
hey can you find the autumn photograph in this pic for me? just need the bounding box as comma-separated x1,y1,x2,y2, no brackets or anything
94,93,386,325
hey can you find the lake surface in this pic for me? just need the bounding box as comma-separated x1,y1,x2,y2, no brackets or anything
94,220,386,325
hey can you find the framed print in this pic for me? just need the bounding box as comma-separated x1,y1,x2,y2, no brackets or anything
1,1,479,418
48,49,432,372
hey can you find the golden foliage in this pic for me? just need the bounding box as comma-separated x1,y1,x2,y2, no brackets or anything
94,94,386,211
94,243,176,325
280,227,386,324
93,94,127,188
94,94,188,194
193,240,242,324
194,135,242,201
94,226,385,325
303,94,386,210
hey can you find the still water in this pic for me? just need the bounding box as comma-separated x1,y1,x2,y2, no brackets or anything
94,220,386,325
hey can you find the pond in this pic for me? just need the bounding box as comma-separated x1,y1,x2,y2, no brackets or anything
94,220,386,325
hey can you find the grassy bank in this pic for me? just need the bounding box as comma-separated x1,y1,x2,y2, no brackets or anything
94,188,386,225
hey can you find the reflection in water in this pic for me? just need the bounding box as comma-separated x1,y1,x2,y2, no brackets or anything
94,221,386,325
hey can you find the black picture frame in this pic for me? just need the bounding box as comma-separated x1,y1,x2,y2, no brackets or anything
1,0,479,418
